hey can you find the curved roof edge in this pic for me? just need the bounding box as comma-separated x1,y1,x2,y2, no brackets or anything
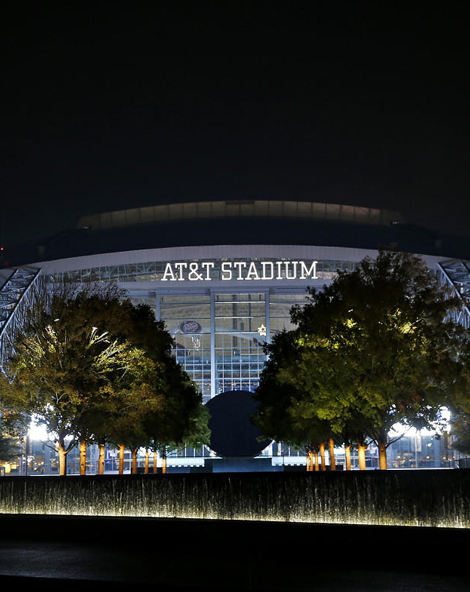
3,201,470,270
77,200,403,231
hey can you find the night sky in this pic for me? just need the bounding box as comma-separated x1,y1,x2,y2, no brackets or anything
1,1,469,248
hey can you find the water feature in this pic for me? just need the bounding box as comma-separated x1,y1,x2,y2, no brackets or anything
1,470,470,529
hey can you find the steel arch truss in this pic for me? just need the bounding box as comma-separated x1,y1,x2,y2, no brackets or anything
0,266,41,369
437,260,470,329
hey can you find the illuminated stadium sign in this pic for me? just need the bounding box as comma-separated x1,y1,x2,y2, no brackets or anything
161,259,319,282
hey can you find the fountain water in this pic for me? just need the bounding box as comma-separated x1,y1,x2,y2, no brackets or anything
1,470,470,528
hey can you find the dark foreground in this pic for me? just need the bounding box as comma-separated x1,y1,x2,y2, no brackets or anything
1,514,470,591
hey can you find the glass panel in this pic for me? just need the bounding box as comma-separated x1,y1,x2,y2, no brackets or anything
47,258,359,284
270,293,309,335
214,293,267,395
160,295,211,399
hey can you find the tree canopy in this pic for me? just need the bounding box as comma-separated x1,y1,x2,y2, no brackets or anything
0,280,209,475
253,249,470,469
0,414,22,466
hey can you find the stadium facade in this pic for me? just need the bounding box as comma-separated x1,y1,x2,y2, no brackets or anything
1,200,470,472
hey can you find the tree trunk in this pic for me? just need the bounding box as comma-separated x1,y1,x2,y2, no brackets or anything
153,450,158,474
79,440,87,475
98,444,105,475
319,443,326,471
378,442,388,470
314,451,319,471
57,439,67,476
162,453,167,474
329,438,336,471
345,444,352,471
357,443,366,471
144,449,149,474
131,448,138,474
119,444,125,474
306,451,314,471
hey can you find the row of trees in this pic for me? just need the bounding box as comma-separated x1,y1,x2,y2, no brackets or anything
253,249,470,470
2,249,470,475
0,280,210,476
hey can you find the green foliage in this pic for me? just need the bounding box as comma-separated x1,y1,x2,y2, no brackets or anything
86,298,211,454
254,330,338,455
144,361,211,455
0,434,20,464
0,279,210,468
0,416,22,464
254,249,470,454
450,410,470,456
0,284,146,455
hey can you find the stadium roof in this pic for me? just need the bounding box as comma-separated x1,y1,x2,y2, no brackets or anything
76,200,403,230
2,200,470,268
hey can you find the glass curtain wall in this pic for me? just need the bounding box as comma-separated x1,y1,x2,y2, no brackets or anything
214,293,267,395
145,291,310,400
159,294,212,401
269,292,309,336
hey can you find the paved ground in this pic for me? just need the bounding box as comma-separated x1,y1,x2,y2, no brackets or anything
1,515,469,591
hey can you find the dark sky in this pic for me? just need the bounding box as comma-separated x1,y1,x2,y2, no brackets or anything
1,1,469,248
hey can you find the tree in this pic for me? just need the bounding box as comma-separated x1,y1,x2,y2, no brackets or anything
0,414,22,467
448,409,470,457
2,290,143,475
337,414,372,471
144,362,210,473
81,341,164,475
91,301,211,475
255,249,470,470
253,330,336,471
1,278,210,476
0,281,156,475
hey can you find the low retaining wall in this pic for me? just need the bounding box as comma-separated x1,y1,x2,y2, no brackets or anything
1,470,470,528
